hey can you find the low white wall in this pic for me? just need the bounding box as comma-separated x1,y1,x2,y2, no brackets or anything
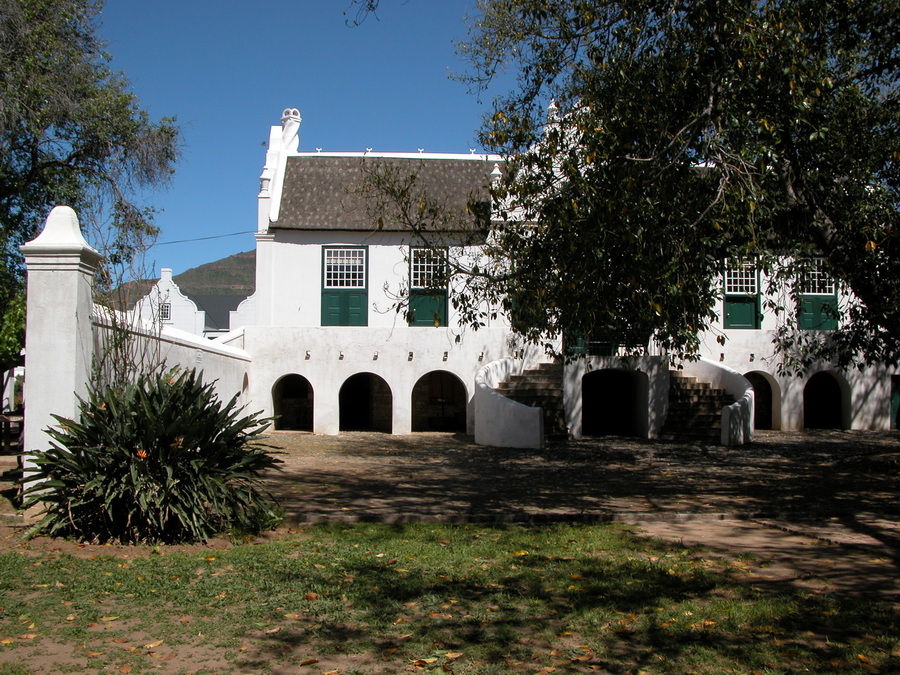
93,318,252,410
473,358,543,449
680,357,753,445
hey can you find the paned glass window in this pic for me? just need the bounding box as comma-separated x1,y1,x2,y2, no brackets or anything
324,248,366,289
410,248,447,290
159,302,171,322
801,259,836,295
724,262,758,295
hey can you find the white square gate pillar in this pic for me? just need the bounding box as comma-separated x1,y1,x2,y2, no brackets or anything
20,206,102,460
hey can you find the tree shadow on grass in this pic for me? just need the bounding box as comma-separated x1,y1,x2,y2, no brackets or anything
232,524,900,674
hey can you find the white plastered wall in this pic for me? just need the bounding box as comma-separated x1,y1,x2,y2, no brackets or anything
242,325,515,435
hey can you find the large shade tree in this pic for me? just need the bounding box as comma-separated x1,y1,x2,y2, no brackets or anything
0,0,180,370
357,0,900,370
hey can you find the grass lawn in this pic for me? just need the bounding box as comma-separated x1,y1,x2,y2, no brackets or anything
0,522,897,674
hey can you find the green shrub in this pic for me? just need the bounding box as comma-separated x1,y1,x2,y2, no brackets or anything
21,368,282,543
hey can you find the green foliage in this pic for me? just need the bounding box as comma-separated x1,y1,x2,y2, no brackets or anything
0,0,180,360
0,289,24,372
451,0,900,365
20,368,282,543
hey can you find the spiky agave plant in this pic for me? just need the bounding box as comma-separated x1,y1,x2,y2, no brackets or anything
21,368,282,543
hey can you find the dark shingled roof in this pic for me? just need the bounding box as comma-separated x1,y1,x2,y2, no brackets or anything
274,155,496,232
188,294,248,332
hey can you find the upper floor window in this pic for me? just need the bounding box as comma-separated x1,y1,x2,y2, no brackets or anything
324,247,366,289
801,259,836,296
408,247,448,327
159,302,172,322
410,247,447,290
724,263,758,296
799,259,838,330
322,246,367,326
723,261,760,329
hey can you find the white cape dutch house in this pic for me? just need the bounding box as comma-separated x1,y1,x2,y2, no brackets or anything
19,108,899,461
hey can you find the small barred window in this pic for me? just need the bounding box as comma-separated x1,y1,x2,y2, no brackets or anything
724,262,757,295
801,259,836,295
410,248,447,290
324,248,366,289
160,302,171,322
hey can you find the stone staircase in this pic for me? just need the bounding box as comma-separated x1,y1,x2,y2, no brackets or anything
493,362,568,442
659,371,734,444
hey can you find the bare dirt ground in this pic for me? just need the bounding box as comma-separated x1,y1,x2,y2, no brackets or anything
0,430,898,674
2,429,896,596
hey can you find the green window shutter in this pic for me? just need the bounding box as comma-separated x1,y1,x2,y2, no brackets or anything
724,296,760,329
799,295,838,330
346,290,368,326
408,291,447,327
408,247,448,327
565,334,586,356
322,291,343,326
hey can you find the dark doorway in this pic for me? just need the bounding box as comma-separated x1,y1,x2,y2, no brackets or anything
412,371,467,432
803,372,843,429
339,373,392,432
744,372,773,430
891,376,900,430
272,375,314,431
582,369,647,437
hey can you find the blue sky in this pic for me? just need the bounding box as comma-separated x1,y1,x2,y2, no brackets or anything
98,0,496,276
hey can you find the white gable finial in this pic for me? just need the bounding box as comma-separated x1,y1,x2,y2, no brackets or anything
491,162,503,183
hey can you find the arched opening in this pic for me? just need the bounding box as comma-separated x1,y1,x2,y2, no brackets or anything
892,376,900,430
411,371,467,432
803,371,843,429
744,371,773,430
582,369,648,437
339,373,392,433
272,374,314,431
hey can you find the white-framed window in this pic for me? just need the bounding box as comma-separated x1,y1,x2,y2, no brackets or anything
324,247,366,289
801,258,836,295
799,258,838,330
159,302,172,322
410,247,447,290
724,261,758,295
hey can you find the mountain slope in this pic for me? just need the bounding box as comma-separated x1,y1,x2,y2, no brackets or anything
173,250,255,296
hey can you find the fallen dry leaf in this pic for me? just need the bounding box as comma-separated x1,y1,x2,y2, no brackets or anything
299,658,319,666
100,616,119,622
119,666,132,674
143,640,164,649
17,634,38,640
